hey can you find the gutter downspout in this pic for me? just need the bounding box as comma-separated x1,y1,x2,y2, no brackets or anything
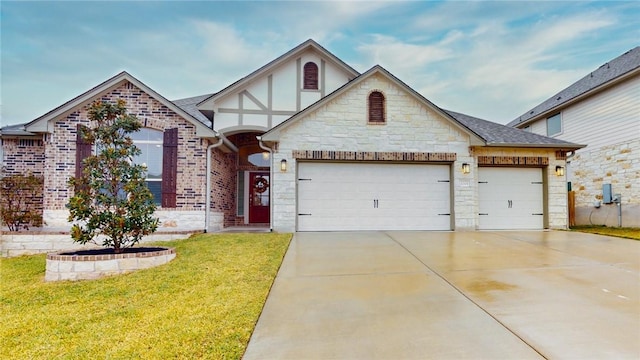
257,136,273,232
205,137,225,233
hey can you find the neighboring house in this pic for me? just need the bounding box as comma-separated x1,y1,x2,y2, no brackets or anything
509,46,640,227
1,39,582,235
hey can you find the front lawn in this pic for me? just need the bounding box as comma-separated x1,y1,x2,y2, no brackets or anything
0,233,291,359
570,225,640,240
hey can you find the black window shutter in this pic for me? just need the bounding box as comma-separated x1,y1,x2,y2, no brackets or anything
369,92,385,123
303,62,318,90
162,128,178,208
75,124,92,179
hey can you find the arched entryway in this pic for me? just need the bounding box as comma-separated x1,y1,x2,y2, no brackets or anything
226,132,271,226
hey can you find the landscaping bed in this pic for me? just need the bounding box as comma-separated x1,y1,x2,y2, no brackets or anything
570,225,640,240
1,232,292,359
45,247,176,282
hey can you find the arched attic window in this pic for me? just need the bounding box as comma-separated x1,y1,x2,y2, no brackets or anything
303,62,318,90
368,91,385,123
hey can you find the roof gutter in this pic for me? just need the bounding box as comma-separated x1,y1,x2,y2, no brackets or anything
218,132,238,152
483,142,586,150
205,136,225,233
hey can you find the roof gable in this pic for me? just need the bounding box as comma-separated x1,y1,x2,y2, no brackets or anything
262,65,485,145
197,39,360,109
24,71,218,138
510,46,640,127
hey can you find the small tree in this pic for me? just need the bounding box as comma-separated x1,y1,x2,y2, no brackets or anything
67,100,159,253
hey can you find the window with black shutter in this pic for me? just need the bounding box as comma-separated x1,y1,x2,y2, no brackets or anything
161,128,178,208
75,124,92,179
368,91,385,123
303,62,318,90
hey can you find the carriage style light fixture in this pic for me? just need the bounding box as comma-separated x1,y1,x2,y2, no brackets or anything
280,159,288,172
461,163,470,174
555,166,565,176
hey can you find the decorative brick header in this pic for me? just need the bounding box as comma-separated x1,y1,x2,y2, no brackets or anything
292,150,457,162
555,150,567,160
478,156,549,166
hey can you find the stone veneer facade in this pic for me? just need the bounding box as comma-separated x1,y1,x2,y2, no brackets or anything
3,80,237,231
271,73,474,232
473,147,569,229
269,73,569,232
570,138,639,227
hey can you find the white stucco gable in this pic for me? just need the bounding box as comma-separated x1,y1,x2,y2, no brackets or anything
197,39,360,134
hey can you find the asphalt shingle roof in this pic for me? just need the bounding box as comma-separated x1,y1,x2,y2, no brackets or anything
509,46,640,127
0,123,32,136
172,93,215,127
445,110,582,148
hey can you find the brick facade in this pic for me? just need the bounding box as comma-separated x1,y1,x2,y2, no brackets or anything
1,138,46,225
2,138,46,176
3,80,235,231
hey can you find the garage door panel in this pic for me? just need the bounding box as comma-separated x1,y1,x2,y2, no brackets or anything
478,168,544,230
297,162,451,231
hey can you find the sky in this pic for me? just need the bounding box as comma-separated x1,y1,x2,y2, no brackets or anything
1,1,639,127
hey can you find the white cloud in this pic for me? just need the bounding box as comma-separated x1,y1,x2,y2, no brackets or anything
1,1,635,126
349,5,620,123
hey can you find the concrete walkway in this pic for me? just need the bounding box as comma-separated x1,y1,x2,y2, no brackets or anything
243,231,640,359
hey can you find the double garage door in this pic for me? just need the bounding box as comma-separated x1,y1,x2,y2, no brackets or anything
297,162,451,231
296,163,544,231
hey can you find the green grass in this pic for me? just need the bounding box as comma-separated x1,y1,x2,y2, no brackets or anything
0,233,292,360
570,225,640,240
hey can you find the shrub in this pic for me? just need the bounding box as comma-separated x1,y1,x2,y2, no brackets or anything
0,171,44,231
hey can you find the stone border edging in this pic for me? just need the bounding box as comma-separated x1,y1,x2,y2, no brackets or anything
45,247,176,282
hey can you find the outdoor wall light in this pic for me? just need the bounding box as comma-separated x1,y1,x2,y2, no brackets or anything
280,159,287,172
461,163,470,174
555,166,565,176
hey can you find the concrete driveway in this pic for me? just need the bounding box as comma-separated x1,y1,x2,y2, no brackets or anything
243,231,640,359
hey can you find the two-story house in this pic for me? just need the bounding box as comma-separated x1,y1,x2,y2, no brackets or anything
509,46,639,227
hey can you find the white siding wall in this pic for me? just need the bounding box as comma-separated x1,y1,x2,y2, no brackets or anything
560,75,640,150
525,75,640,149
530,120,547,136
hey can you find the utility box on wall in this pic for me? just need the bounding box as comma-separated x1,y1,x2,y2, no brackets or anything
603,184,613,204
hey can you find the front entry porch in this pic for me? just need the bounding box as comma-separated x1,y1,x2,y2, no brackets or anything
224,132,271,228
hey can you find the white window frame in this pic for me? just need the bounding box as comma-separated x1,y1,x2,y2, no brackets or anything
546,113,562,137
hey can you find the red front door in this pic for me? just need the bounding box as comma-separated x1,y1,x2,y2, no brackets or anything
249,172,270,224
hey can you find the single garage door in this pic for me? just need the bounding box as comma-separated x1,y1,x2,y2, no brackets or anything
478,167,544,230
297,162,451,231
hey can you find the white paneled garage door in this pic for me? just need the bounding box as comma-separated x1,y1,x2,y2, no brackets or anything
478,167,544,230
297,162,451,231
